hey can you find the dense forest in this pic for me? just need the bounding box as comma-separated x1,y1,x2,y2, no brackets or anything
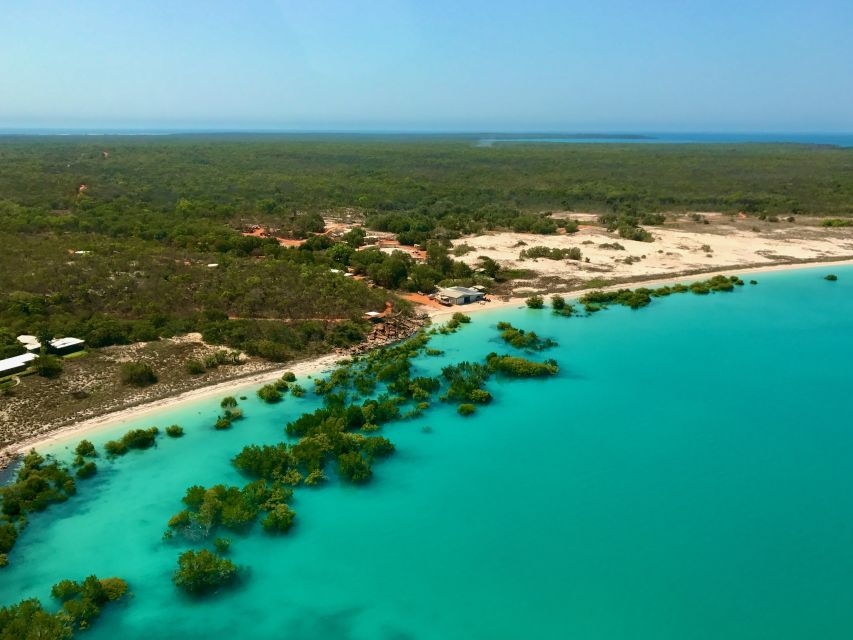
1,135,852,362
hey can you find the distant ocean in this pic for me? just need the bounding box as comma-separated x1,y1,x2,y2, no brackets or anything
478,132,853,147
1,129,852,147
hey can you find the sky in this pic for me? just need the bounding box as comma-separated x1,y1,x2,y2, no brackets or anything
1,0,852,132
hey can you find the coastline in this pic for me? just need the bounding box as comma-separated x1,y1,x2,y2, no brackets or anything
427,257,853,322
1,351,344,460
5,256,852,461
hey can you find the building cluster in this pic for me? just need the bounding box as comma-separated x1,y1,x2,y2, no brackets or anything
0,335,86,378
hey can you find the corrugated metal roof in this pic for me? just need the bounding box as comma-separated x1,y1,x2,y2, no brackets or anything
50,337,85,349
443,286,483,296
0,352,37,374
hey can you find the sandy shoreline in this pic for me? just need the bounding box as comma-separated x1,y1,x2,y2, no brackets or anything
5,257,852,461
2,352,344,460
427,257,853,322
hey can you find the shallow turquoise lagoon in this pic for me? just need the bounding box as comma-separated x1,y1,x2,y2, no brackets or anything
4,265,853,639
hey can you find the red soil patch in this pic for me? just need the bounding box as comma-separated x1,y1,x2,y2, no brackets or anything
401,293,444,309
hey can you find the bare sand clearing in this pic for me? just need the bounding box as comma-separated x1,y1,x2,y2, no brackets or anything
453,217,853,289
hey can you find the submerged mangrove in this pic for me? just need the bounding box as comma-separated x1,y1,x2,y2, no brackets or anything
496,322,557,351
104,427,160,456
1,278,754,620
0,575,128,638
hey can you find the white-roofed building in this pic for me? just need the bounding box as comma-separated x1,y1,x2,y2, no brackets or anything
17,335,41,353
436,286,486,306
48,337,86,355
16,335,86,356
0,352,37,377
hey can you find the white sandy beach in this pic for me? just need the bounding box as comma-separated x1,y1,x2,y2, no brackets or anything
427,258,853,321
3,352,345,459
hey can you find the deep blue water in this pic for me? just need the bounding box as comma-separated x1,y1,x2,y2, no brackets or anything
3,264,853,638
480,132,853,147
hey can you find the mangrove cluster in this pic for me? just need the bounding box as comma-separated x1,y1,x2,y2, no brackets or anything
578,275,745,311
0,451,77,567
0,575,128,638
496,322,558,351
172,550,238,595
104,427,160,456
164,315,560,595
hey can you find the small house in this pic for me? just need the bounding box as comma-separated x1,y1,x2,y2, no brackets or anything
49,337,86,356
436,286,486,306
17,336,86,356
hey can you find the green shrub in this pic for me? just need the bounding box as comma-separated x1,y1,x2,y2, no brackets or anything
337,451,372,483
185,359,206,375
172,549,238,595
33,354,63,378
261,504,296,533
76,461,97,479
121,427,159,449
497,322,557,351
104,427,159,455
257,385,283,403
451,312,471,324
485,353,559,377
457,403,476,416
166,425,184,437
104,440,128,456
119,362,157,387
825,274,838,281
526,295,544,309
519,246,582,260
74,440,97,458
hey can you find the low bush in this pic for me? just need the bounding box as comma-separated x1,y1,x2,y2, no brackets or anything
172,549,239,595
457,403,476,416
120,362,157,387
257,385,283,403
526,295,544,309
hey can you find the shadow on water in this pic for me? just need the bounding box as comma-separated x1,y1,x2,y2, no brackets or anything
0,456,22,486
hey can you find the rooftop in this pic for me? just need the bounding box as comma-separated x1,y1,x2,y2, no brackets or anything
441,286,484,296
51,337,86,349
16,336,86,351
0,352,37,374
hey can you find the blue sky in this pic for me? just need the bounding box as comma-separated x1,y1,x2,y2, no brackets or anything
1,0,852,131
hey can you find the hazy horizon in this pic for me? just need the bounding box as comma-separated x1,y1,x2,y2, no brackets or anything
2,1,852,132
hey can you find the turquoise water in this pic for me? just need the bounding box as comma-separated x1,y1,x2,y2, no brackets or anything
4,265,853,638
